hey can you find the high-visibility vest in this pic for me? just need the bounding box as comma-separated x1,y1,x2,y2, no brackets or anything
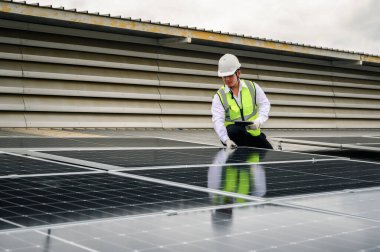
216,79,260,136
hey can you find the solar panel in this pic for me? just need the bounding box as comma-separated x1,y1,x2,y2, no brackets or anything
2,204,379,252
288,190,380,220
0,173,243,230
274,136,380,151
0,153,94,177
0,137,206,149
0,230,89,251
265,159,380,182
304,149,380,163
0,219,18,230
30,147,340,170
279,137,380,145
124,159,380,198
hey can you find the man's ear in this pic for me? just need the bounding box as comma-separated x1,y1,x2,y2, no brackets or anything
236,69,241,78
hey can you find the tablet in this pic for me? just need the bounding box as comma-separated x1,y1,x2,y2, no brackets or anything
234,120,253,126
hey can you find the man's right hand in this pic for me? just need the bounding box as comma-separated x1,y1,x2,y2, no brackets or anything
226,139,237,149
248,119,261,130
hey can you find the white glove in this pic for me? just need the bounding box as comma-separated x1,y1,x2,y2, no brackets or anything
226,139,237,149
248,119,261,130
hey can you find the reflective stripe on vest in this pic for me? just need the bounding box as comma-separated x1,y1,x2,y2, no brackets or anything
216,79,260,136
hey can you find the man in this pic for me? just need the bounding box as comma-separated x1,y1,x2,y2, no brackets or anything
211,53,273,149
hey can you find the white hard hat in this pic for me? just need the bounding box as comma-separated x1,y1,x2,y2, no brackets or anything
218,54,241,77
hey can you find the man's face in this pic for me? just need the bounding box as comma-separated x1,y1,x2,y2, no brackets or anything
222,70,240,89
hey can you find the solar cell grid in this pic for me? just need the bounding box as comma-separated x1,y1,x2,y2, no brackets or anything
272,159,380,182
0,230,89,252
2,204,379,252
0,173,243,229
0,153,92,176
288,190,380,220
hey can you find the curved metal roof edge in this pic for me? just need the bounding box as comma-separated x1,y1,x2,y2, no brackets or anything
0,0,379,64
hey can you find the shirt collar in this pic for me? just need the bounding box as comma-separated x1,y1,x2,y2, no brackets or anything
224,79,246,93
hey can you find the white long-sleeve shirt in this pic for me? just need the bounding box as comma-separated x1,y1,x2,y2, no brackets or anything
211,80,270,144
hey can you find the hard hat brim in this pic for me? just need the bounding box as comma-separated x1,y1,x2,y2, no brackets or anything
218,70,237,77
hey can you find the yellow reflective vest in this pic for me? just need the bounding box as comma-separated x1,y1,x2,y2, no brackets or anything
216,79,260,136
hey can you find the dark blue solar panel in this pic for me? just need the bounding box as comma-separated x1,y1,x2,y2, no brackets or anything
0,173,243,229
0,153,91,176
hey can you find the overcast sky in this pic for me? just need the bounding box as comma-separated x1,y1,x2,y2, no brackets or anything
26,0,380,55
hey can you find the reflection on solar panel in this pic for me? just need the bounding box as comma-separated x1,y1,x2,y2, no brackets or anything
32,147,339,170
0,137,206,148
125,159,380,198
0,153,92,176
0,173,241,229
289,190,380,220
1,204,379,252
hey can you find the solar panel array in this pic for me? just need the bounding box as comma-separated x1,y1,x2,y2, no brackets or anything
1,137,379,251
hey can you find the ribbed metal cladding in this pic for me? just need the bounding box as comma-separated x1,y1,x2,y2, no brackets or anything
0,25,379,129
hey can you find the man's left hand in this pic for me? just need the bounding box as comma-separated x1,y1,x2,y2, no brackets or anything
248,119,261,130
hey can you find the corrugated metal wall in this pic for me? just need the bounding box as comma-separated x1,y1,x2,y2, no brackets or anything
0,25,379,129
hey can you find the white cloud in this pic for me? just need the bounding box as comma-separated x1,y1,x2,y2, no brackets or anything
26,0,380,55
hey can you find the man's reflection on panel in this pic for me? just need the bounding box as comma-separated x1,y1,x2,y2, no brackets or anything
208,148,267,200
209,148,267,232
